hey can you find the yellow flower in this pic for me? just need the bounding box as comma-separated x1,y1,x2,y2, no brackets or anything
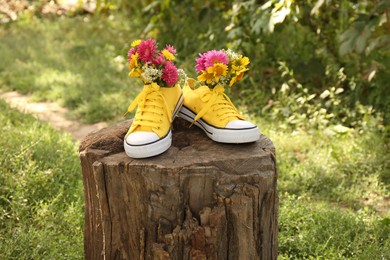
129,53,139,69
129,68,143,78
207,63,228,82
198,63,228,85
162,49,175,61
131,40,141,47
128,53,142,78
231,56,250,73
197,70,214,84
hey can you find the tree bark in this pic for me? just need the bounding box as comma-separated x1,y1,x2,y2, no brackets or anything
79,118,278,259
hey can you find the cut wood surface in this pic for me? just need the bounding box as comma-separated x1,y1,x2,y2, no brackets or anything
79,118,278,259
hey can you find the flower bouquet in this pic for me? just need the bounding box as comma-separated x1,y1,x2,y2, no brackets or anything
124,38,186,130
195,49,250,89
177,48,260,144
127,38,186,87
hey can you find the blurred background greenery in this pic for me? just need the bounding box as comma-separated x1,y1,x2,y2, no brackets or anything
0,0,389,259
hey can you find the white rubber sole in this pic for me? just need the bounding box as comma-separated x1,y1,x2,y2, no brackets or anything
124,94,184,158
179,106,260,144
124,130,172,158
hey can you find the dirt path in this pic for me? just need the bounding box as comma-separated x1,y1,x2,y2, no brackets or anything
1,91,108,141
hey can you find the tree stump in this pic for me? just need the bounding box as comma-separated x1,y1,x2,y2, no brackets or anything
79,118,278,260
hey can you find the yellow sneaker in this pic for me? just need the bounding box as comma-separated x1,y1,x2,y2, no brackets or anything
179,79,260,143
124,83,183,158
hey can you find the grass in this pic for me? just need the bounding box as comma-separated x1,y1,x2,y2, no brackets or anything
279,194,390,259
0,100,83,259
250,112,390,258
0,15,389,259
0,15,144,123
270,124,389,210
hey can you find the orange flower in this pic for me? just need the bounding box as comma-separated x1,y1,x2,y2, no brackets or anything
229,71,245,87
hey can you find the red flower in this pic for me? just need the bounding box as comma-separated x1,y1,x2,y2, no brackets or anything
162,61,178,86
137,38,158,63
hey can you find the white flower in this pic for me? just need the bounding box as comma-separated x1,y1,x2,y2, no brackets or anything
177,68,188,85
141,64,162,83
218,75,228,87
224,49,239,60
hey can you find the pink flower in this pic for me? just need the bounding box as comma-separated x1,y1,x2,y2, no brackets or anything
204,50,229,68
137,38,158,63
164,44,176,54
152,53,165,65
127,48,136,62
162,61,178,86
195,53,207,73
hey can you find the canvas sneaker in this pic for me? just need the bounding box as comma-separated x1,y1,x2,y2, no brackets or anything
124,83,183,158
179,79,260,143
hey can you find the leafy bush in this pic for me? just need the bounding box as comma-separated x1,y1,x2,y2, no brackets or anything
131,0,390,124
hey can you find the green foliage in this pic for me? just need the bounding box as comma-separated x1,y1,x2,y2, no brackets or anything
339,0,390,56
263,61,383,131
133,0,390,124
139,0,230,62
0,100,83,259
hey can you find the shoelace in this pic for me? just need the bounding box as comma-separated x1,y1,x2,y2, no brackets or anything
124,83,171,130
193,85,242,125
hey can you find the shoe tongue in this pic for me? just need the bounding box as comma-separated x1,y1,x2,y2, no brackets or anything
197,85,213,102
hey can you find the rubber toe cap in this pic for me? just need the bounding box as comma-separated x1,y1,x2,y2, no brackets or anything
126,132,159,145
226,120,257,129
